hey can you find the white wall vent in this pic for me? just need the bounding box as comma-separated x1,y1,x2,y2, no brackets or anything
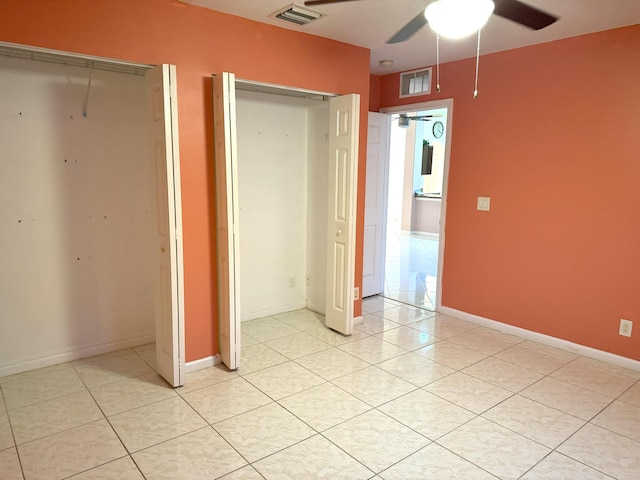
271,4,325,26
399,67,432,98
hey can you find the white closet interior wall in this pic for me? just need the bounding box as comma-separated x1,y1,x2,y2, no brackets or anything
0,55,156,375
236,89,329,321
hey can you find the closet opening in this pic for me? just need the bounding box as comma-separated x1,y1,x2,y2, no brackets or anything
0,42,184,386
214,75,360,369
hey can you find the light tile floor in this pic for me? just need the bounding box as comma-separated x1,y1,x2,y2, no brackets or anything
2,303,640,479
384,229,438,310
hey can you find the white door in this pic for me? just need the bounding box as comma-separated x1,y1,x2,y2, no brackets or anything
362,112,390,298
213,72,241,370
147,64,185,387
325,94,360,335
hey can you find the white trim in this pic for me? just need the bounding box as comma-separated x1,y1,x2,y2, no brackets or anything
241,302,308,322
0,334,155,378
438,306,640,373
353,315,364,326
185,353,222,374
305,301,326,316
380,99,453,115
381,98,453,312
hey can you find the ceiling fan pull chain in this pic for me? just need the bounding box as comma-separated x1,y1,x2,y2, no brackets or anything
436,33,441,93
474,28,482,98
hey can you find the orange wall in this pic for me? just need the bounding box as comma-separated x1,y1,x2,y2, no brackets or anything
1,0,369,362
369,74,381,111
377,25,640,361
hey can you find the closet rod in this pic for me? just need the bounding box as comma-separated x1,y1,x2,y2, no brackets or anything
0,42,151,76
234,78,335,102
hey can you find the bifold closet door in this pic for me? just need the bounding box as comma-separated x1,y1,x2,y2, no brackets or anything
213,72,241,370
325,94,360,336
212,79,359,352
147,64,185,387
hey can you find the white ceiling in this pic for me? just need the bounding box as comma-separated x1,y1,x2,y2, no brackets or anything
180,0,640,75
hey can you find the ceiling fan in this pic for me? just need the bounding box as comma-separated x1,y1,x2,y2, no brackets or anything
303,0,559,43
393,113,441,127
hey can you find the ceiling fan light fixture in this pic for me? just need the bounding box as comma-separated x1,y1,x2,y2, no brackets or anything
425,0,495,39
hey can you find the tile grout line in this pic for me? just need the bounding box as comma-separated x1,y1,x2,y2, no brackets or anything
357,307,639,478
246,319,419,478
267,313,511,477
3,306,639,479
1,385,28,480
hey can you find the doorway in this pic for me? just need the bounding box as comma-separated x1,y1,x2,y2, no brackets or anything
364,99,453,312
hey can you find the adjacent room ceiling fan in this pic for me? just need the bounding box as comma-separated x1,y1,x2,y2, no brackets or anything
393,113,441,127
304,0,558,43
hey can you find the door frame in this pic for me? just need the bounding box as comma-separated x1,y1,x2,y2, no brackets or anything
380,98,453,310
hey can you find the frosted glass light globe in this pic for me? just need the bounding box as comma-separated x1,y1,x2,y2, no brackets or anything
425,0,495,39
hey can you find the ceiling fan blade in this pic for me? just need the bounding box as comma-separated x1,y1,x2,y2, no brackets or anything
387,11,428,44
304,0,362,6
493,0,558,30
408,114,442,120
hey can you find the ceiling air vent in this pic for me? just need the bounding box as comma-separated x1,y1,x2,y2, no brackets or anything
271,4,324,26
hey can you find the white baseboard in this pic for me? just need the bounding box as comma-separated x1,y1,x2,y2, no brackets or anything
185,353,222,374
438,306,640,373
305,301,326,315
0,333,156,378
353,315,364,326
241,302,308,322
408,231,440,240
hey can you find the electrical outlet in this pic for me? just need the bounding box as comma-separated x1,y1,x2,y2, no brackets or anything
289,276,295,288
620,319,633,337
354,287,360,300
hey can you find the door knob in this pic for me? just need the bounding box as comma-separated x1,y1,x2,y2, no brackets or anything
336,229,343,236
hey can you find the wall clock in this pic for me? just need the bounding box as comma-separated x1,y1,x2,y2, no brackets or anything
432,120,444,138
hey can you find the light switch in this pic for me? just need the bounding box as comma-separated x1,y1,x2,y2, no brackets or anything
477,196,491,211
